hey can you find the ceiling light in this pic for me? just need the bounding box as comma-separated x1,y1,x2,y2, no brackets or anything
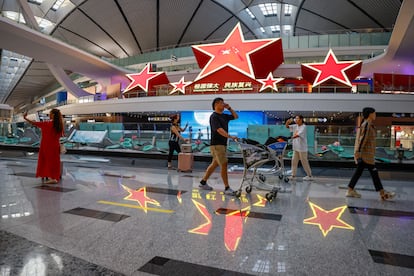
284,4,292,16
52,0,65,11
245,8,255,19
28,0,43,5
270,25,280,33
259,3,278,16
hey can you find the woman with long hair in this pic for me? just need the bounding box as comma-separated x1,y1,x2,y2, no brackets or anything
167,114,188,169
24,108,64,184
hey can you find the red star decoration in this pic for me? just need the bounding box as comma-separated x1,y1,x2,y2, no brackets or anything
303,201,354,237
258,72,284,92
124,63,169,93
122,185,160,213
223,206,250,251
301,49,362,87
188,199,212,235
169,77,192,95
192,23,283,81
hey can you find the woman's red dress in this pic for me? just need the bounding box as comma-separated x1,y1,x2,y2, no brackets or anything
33,121,63,180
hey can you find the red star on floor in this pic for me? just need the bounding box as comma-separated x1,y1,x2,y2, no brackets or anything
169,76,192,95
124,63,169,93
188,199,212,235
301,49,362,87
122,185,160,213
258,72,284,92
192,23,283,81
223,206,250,251
303,201,354,237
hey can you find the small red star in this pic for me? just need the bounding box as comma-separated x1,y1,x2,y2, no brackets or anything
124,63,165,92
303,201,354,237
169,77,192,94
122,185,160,213
302,49,362,87
192,23,280,81
258,72,284,92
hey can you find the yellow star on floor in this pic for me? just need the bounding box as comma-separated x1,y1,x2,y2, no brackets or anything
303,201,354,237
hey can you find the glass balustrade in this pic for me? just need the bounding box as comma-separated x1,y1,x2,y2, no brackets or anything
1,121,412,164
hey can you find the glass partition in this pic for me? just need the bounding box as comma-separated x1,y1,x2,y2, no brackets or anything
2,113,413,164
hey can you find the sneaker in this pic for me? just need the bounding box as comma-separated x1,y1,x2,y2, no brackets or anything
303,176,313,181
381,191,396,201
289,176,296,180
224,187,235,196
346,189,361,198
199,180,213,190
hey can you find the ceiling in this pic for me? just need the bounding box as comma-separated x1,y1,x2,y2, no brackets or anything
0,0,406,109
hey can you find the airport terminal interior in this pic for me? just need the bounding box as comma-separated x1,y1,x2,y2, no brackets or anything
1,0,414,275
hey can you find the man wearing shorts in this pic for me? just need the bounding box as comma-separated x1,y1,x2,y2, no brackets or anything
199,97,238,195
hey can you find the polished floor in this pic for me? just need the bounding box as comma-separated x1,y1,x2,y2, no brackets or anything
0,150,413,276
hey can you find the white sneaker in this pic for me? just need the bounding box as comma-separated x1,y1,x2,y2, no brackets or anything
224,187,235,195
303,176,313,181
346,189,361,198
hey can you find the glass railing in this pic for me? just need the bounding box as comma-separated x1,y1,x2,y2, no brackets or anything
1,122,412,164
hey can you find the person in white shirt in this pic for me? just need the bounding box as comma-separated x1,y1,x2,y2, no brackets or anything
285,115,313,181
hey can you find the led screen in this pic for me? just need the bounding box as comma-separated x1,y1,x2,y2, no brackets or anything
180,111,264,139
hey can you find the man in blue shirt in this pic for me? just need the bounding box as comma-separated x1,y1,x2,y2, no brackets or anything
199,97,238,195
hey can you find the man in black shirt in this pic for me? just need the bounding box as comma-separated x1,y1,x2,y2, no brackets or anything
199,97,238,195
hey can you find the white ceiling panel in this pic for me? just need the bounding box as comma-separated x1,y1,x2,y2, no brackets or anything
53,28,113,58
181,0,233,43
57,9,125,57
81,0,141,57
122,0,157,52
352,0,400,29
159,0,200,47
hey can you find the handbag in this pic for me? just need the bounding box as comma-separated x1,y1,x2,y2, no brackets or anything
60,143,67,154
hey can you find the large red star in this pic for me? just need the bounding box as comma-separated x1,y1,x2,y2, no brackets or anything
258,72,284,92
122,185,160,213
124,63,169,93
303,201,354,237
169,76,192,95
192,23,282,81
301,49,362,87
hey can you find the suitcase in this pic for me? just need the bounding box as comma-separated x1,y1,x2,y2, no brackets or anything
181,143,192,153
177,152,193,172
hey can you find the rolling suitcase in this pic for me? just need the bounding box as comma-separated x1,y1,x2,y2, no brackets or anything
177,152,193,172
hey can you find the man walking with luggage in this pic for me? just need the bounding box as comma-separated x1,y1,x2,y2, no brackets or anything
199,97,238,195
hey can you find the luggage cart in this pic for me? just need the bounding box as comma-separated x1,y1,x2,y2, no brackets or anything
235,141,288,200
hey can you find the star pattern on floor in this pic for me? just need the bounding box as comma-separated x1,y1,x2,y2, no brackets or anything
303,201,354,237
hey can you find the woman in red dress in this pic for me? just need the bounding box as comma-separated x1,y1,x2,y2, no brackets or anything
24,108,64,184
